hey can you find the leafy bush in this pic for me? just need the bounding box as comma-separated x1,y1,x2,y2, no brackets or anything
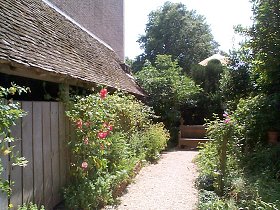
64,176,114,209
196,174,215,191
142,123,170,162
17,203,45,210
219,49,252,107
234,93,280,150
196,111,280,209
136,55,201,141
108,93,154,135
242,146,280,177
198,190,238,210
64,89,169,209
195,141,218,177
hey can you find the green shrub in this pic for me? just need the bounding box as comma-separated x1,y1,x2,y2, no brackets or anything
196,141,219,177
142,123,170,162
108,93,154,135
136,55,201,142
106,132,139,185
197,110,280,209
234,93,280,151
243,146,280,177
198,190,238,210
64,89,170,208
64,176,114,209
17,203,45,210
196,174,215,191
129,131,146,160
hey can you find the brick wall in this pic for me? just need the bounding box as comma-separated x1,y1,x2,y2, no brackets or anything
49,0,124,61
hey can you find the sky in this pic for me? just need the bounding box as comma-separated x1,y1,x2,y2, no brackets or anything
125,0,253,59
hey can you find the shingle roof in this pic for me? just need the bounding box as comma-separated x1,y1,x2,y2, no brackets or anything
0,0,144,96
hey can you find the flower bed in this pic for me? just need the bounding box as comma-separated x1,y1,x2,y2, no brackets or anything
63,89,170,209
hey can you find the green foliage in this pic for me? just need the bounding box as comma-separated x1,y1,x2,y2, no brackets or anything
64,176,114,209
108,93,154,135
141,123,170,162
199,190,238,210
188,60,225,123
17,203,45,210
234,93,280,150
197,1,280,208
136,55,201,140
64,90,169,209
219,50,253,106
196,111,280,209
238,0,280,93
242,146,280,180
196,142,218,178
134,2,218,72
191,60,224,93
0,84,29,197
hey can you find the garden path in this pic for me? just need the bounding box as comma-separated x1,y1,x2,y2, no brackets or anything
105,149,199,210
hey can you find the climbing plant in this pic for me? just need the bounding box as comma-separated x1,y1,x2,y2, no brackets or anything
0,84,29,197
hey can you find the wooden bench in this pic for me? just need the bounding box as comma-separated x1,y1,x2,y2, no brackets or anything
178,125,210,148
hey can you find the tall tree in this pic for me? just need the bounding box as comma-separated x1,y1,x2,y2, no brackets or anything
241,0,280,93
135,2,218,72
135,55,201,140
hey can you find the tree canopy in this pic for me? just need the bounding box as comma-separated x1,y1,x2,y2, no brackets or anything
135,55,201,140
135,2,218,72
239,0,280,93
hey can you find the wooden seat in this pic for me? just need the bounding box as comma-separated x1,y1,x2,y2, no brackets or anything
178,125,210,148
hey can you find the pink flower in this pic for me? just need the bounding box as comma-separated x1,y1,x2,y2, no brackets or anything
100,88,108,99
108,125,113,131
224,118,230,124
76,119,83,129
81,161,88,169
97,131,107,139
83,137,89,145
85,121,91,128
223,112,228,117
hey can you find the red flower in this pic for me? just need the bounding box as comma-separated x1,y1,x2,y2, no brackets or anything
81,161,88,169
76,119,83,129
97,131,107,139
108,125,113,131
100,88,108,99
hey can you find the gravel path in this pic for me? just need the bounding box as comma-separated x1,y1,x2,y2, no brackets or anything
106,149,199,210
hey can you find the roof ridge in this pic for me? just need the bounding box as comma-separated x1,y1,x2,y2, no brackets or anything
42,0,114,52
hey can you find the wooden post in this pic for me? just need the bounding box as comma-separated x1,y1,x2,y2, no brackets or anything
217,130,231,196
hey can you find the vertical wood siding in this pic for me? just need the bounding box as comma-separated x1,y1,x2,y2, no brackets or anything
0,101,70,210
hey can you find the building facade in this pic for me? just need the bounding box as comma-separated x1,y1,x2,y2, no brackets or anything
48,0,125,61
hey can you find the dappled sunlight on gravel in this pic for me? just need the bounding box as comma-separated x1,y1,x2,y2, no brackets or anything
105,149,199,210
